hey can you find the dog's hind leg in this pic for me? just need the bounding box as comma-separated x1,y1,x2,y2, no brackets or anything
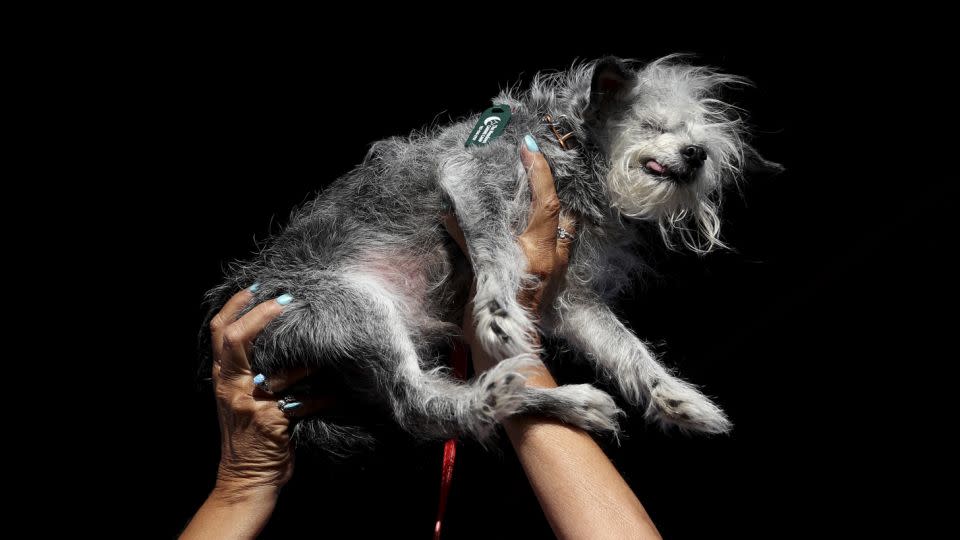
346,273,538,443
354,266,625,439
439,154,538,363
552,297,732,434
243,273,523,447
252,272,534,445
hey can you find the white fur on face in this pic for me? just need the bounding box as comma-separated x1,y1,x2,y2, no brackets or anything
604,57,748,253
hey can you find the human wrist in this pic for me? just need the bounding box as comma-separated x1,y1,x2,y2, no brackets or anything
211,479,280,505
213,465,284,505
184,482,279,540
521,361,557,389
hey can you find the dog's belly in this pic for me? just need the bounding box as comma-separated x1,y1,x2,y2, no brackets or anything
357,250,440,309
353,240,468,327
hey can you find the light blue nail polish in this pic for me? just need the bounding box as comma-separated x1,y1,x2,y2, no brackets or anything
282,401,302,411
249,282,260,293
524,134,540,153
253,373,266,386
276,294,294,306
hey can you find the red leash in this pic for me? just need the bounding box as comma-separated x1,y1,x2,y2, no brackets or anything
433,340,468,540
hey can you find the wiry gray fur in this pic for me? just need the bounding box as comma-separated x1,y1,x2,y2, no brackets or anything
201,55,780,456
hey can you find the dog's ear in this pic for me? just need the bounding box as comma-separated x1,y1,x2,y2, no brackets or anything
743,145,785,176
585,56,634,125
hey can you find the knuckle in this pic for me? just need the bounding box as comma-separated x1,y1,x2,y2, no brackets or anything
228,395,256,415
236,403,257,417
209,315,224,333
541,196,562,217
222,327,245,350
214,386,232,403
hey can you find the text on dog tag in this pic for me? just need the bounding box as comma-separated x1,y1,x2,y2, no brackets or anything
465,104,512,147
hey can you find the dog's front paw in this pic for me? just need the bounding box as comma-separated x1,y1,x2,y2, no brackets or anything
646,376,731,434
477,354,538,419
473,296,536,361
545,384,623,435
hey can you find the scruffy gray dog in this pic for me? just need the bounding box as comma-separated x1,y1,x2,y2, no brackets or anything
202,55,781,456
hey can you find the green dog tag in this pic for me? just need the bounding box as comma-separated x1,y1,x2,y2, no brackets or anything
465,104,511,147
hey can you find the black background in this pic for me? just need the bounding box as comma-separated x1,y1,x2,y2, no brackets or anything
108,22,952,539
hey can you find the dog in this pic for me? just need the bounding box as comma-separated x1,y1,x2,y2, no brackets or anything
201,55,782,457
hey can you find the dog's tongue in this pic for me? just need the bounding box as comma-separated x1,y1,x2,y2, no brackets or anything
646,160,665,174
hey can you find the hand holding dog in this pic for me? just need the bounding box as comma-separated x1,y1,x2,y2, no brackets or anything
443,136,575,379
447,138,662,539
182,290,328,539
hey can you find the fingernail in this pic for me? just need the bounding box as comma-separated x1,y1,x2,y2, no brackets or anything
523,134,540,153
249,282,260,293
282,401,302,411
276,294,293,306
253,373,266,387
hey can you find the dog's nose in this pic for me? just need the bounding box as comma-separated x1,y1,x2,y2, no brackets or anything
682,145,707,168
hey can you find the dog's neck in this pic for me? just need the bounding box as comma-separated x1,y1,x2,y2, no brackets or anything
536,108,616,229
502,82,624,230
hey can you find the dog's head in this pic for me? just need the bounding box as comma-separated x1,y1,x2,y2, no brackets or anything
583,55,782,251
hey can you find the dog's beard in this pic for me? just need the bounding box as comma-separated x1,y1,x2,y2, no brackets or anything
607,138,725,253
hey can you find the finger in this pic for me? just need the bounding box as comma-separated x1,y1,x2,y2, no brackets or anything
441,213,469,256
272,394,338,418
252,367,314,395
520,141,562,243
556,213,578,266
209,285,257,361
221,294,293,373
519,136,557,211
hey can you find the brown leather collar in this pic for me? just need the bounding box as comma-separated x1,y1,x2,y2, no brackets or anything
543,114,578,151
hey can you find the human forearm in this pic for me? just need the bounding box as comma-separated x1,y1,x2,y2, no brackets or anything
494,349,660,539
504,410,661,540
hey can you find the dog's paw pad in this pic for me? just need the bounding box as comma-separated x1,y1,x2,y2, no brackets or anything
475,354,538,421
481,372,526,418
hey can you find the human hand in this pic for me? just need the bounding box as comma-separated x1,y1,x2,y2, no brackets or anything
184,288,335,539
207,288,329,501
443,134,575,380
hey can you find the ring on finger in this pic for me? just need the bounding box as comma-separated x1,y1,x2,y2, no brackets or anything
277,395,301,415
557,226,574,241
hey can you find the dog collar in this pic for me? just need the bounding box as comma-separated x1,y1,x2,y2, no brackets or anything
544,114,578,150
